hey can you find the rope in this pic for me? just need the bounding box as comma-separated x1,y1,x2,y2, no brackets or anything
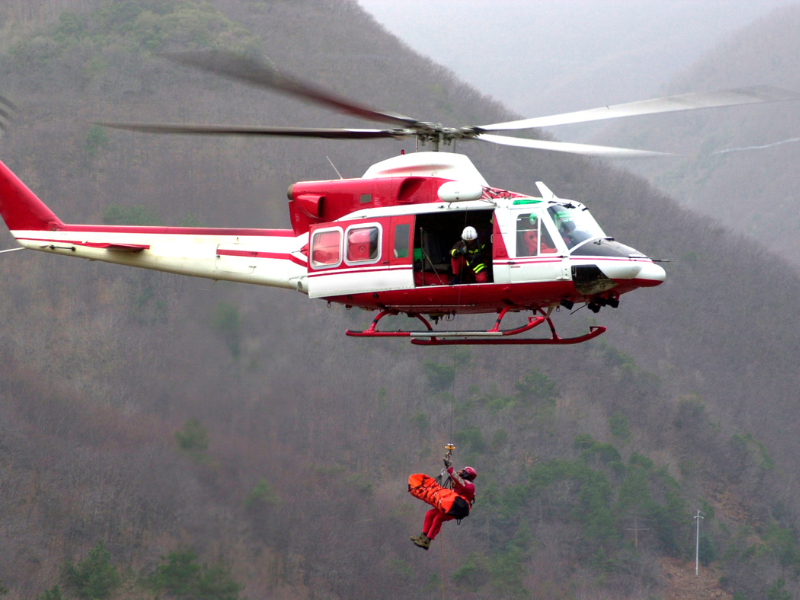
438,208,475,600
440,531,446,600
448,208,470,442
449,338,457,442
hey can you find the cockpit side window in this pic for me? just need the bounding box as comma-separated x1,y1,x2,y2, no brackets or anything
547,204,605,251
539,223,558,255
516,212,558,257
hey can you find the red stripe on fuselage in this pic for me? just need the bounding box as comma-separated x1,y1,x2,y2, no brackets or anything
495,259,562,264
20,236,307,266
216,248,306,267
325,273,662,314
307,265,409,277
329,280,576,314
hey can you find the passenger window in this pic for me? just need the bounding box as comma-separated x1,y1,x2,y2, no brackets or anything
516,213,539,257
516,212,558,257
540,226,558,254
393,223,410,258
346,226,380,263
311,229,341,268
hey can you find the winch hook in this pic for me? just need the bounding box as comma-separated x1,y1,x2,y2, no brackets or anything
437,444,457,489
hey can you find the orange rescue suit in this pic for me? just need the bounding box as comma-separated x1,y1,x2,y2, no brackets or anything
407,473,471,519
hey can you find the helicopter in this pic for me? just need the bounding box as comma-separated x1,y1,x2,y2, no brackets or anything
0,51,797,345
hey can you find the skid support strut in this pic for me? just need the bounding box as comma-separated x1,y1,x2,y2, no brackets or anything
346,309,434,338
345,306,606,345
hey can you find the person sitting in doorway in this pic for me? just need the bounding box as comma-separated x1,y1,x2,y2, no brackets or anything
449,226,488,284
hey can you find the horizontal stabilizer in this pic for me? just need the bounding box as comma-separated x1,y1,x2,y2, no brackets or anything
82,242,150,252
0,160,63,231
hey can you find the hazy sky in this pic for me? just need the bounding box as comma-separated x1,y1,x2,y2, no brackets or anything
357,0,796,135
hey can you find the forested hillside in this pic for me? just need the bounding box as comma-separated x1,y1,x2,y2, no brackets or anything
1,2,800,599
598,4,800,264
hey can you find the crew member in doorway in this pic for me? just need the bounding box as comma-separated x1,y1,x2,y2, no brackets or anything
450,226,487,284
409,461,477,550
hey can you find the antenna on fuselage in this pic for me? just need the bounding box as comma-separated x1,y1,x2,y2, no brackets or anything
325,156,343,180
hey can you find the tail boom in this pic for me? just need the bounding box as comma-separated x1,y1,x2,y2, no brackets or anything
0,160,307,290
14,227,308,290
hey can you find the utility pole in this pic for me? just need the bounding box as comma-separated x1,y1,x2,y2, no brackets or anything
694,509,705,576
626,515,649,549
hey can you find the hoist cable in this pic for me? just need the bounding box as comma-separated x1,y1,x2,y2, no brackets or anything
437,208,477,600
449,207,470,442
440,532,447,600
449,336,458,442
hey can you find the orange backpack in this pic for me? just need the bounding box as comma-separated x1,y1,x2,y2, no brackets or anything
408,473,470,519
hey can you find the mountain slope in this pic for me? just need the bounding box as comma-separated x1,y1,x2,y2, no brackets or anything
0,2,799,600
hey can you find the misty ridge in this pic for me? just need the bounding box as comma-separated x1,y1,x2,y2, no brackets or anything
597,4,800,266
0,1,799,599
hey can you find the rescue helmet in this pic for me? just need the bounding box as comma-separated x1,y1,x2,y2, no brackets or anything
459,466,477,481
461,226,478,242
551,209,568,227
528,213,538,225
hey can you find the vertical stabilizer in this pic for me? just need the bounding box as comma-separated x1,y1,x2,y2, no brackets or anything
0,160,63,232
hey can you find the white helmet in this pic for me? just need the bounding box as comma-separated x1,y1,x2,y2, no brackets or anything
461,226,478,241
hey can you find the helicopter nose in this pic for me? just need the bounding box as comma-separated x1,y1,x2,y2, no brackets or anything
635,261,666,286
595,260,665,287
597,262,642,280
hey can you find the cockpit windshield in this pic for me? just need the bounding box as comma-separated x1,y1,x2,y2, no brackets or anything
547,204,605,251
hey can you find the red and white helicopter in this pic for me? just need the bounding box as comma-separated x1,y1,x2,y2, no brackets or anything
0,52,796,345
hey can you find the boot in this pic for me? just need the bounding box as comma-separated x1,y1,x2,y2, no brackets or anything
411,533,431,550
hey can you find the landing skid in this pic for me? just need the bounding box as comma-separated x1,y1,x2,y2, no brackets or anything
345,307,606,346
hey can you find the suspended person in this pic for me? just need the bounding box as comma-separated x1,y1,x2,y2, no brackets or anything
408,458,477,550
449,226,487,285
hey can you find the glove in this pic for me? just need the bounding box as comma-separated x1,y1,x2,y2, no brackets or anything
443,458,452,468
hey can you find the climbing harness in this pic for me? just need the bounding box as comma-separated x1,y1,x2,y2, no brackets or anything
435,443,456,489
408,472,471,519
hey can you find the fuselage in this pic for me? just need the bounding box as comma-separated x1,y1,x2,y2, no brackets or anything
302,195,665,315
0,152,665,319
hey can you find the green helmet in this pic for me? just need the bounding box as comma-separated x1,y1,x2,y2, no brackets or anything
551,209,568,225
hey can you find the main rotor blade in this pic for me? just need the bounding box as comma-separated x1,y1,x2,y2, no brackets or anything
478,86,800,132
97,122,406,139
164,50,419,128
476,134,674,158
0,95,15,132
0,95,17,111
